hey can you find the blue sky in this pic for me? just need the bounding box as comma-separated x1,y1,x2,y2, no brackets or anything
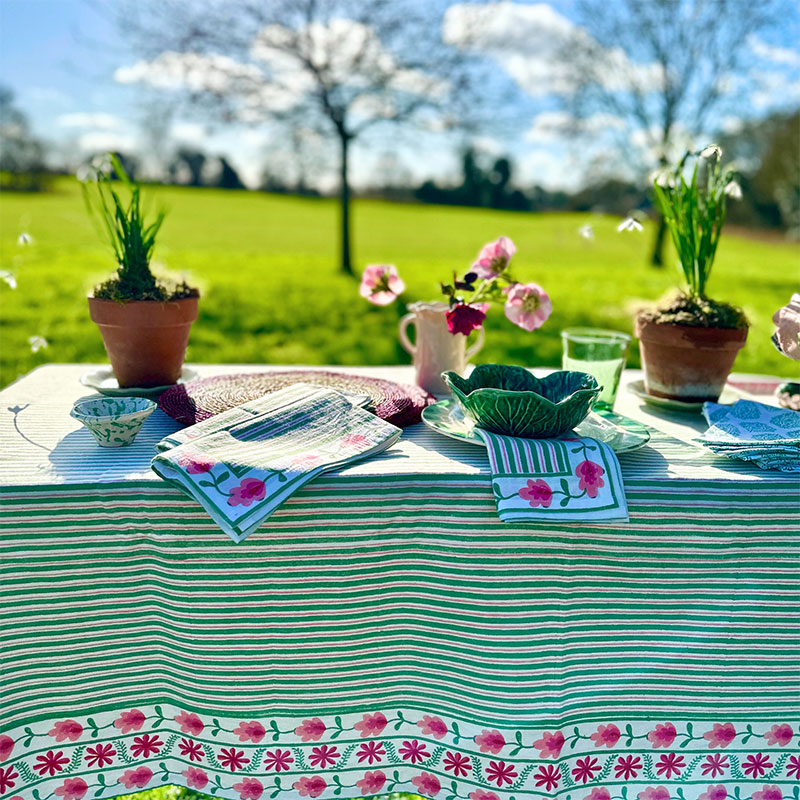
2,0,799,190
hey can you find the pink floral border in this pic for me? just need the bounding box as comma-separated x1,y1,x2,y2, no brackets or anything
1,708,797,800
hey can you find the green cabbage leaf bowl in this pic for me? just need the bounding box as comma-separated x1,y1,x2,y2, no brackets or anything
442,364,601,438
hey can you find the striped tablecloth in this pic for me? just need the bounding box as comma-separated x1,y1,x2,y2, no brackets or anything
1,365,798,800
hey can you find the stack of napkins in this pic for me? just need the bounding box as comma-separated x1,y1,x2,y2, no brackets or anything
697,400,800,472
152,383,401,542
476,430,628,523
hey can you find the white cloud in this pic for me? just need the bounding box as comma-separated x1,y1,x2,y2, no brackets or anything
526,111,625,143
77,131,137,153
171,122,206,144
750,68,800,109
58,112,124,130
748,35,800,67
443,2,662,97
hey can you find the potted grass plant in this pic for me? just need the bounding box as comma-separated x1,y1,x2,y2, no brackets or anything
82,154,199,388
634,145,748,402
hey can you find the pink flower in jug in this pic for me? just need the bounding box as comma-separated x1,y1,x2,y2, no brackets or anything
472,236,516,279
360,264,405,306
504,282,552,331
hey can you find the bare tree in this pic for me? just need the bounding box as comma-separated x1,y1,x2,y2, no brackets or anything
114,0,486,274
560,0,788,265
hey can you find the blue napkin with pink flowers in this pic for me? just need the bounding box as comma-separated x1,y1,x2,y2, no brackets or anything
476,430,628,522
152,383,401,542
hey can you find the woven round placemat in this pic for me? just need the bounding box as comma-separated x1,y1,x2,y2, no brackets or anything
158,370,434,428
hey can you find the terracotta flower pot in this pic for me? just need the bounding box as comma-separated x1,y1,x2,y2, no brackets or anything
88,296,199,388
634,316,747,402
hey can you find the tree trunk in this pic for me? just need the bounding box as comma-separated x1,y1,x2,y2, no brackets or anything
339,133,353,275
650,213,667,268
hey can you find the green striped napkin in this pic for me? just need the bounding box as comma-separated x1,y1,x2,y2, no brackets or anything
476,430,628,522
152,383,401,542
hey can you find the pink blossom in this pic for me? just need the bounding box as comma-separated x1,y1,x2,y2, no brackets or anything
293,776,327,798
114,709,146,733
360,264,405,306
472,236,516,279
356,771,387,794
233,720,266,743
412,771,441,796
504,282,552,331
418,715,448,740
0,736,13,761
474,729,505,754
469,792,500,800
446,303,488,336
174,711,204,736
182,767,209,791
704,723,736,748
590,723,620,748
648,723,676,748
764,723,792,746
637,788,670,800
228,478,267,507
584,790,611,800
177,451,215,474
54,777,88,800
533,730,565,758
354,712,388,737
295,718,326,742
576,460,605,498
519,479,553,508
698,786,727,800
49,720,83,742
118,766,153,789
752,786,784,800
232,777,264,800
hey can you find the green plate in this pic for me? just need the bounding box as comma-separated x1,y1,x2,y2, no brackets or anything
422,398,650,454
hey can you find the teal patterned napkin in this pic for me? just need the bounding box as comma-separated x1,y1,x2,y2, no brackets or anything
697,400,800,473
152,383,401,542
476,430,628,523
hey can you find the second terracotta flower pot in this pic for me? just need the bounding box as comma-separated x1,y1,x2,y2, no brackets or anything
635,316,747,402
88,296,199,388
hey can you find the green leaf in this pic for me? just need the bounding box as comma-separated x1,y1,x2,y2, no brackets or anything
560,497,570,507
216,471,230,483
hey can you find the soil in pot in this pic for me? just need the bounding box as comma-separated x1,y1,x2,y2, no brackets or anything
89,296,199,388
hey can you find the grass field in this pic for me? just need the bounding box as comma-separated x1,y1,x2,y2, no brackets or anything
1,179,798,388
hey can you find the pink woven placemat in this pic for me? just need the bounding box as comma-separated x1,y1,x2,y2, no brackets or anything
158,370,434,428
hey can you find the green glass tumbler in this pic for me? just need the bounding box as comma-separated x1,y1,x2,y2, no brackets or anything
561,328,631,411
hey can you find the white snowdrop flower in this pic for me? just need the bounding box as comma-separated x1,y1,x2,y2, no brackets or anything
724,180,743,200
17,232,33,245
76,164,95,183
90,154,112,174
578,224,595,240
652,168,675,188
28,336,48,353
700,144,722,159
0,270,17,289
617,217,643,232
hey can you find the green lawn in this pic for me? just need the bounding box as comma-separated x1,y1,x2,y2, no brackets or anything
1,179,798,389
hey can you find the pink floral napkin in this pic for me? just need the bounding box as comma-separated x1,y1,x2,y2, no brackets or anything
151,383,401,542
475,430,628,522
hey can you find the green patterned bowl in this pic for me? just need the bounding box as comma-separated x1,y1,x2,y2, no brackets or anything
442,364,601,438
71,395,157,447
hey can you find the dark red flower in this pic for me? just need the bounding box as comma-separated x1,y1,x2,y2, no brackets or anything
84,743,116,768
357,741,385,764
572,756,601,784
130,734,162,758
179,738,204,762
534,763,560,791
0,766,18,793
399,740,429,764
443,751,472,777
655,752,685,778
701,754,729,777
445,303,487,336
34,750,70,776
614,755,641,780
308,745,339,768
486,760,517,787
262,749,292,772
742,752,772,778
219,747,251,772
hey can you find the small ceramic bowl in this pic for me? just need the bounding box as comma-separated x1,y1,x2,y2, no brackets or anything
70,395,157,447
442,364,601,438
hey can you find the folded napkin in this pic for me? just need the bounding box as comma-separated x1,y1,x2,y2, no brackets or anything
697,399,800,473
152,383,401,542
476,430,628,523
